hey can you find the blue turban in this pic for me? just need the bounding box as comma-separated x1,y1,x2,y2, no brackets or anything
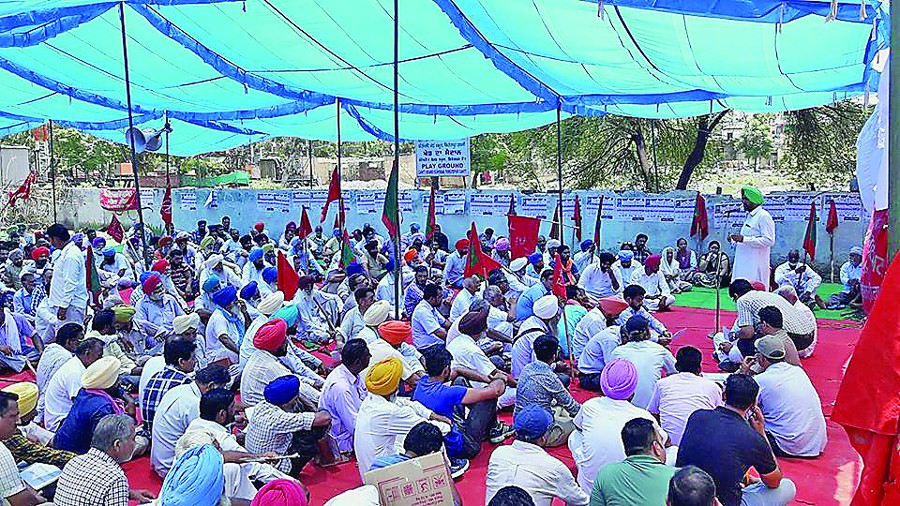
249,247,264,262
514,405,553,440
528,252,543,266
139,272,153,284
159,444,224,506
240,281,259,301
92,237,106,249
410,222,420,231
262,266,278,284
618,250,634,262
264,375,300,405
202,274,221,294
101,247,116,257
346,262,364,277
211,286,237,308
580,239,594,251
333,228,341,237
384,257,396,273
271,304,299,327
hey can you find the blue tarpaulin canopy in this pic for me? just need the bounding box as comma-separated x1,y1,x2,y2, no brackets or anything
0,0,888,154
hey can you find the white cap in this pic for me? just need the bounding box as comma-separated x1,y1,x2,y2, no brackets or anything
509,257,528,272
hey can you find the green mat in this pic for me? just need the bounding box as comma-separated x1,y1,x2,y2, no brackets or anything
675,283,853,320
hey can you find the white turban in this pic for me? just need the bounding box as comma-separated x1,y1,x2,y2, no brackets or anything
363,300,392,326
258,291,285,316
173,313,201,335
509,258,527,272
533,295,559,319
546,239,561,250
204,254,224,270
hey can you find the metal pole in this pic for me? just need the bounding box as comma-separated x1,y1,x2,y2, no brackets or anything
164,111,170,188
118,2,150,269
308,139,313,188
890,14,900,258
392,0,401,320
48,120,57,223
556,104,564,248
336,97,344,230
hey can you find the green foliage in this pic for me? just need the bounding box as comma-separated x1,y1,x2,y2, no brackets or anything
180,157,228,179
53,129,124,178
778,101,871,189
736,115,773,167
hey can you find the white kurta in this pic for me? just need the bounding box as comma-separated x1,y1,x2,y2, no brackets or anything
732,206,775,286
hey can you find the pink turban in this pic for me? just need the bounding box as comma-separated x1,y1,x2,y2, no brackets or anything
644,254,661,272
600,359,638,400
250,479,308,506
151,258,169,273
494,237,510,252
254,318,287,353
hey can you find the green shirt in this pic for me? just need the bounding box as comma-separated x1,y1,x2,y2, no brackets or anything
590,455,676,506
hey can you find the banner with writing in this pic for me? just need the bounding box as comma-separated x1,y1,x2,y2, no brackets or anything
415,139,471,177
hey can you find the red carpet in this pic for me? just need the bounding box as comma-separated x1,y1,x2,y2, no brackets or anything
13,306,863,505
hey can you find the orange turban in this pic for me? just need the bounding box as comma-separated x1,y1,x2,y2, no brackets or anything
254,318,287,352
403,249,417,263
377,321,410,346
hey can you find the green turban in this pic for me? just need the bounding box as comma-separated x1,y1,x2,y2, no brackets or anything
741,186,764,205
199,235,214,250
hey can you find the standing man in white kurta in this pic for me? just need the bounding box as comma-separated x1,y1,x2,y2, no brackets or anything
730,187,775,288
46,224,89,328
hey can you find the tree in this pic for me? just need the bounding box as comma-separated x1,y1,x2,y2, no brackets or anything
735,115,773,171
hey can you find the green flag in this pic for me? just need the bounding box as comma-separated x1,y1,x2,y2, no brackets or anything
340,230,356,267
381,159,400,240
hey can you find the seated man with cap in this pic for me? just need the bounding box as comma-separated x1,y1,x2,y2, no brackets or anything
573,239,595,274
613,250,642,287
511,294,562,380
363,320,426,391
775,286,818,359
200,254,242,291
630,254,675,311
12,271,37,323
579,252,622,299
319,339,371,457
773,249,822,307
569,359,669,494
96,246,135,289
616,285,671,344
0,303,41,374
55,356,145,458
354,357,451,479
738,335,827,458
572,296,627,364
241,319,322,408
135,273,185,341
87,309,142,385
505,257,535,301
516,335,580,447
246,375,333,476
610,315,676,410
486,405,589,506
414,344,512,463
442,239,469,289
2,382,76,466
205,285,249,369
823,246,863,309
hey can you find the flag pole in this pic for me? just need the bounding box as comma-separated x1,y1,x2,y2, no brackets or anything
830,233,835,283
118,1,150,270
48,120,57,223
555,104,574,382
336,97,344,231
391,0,401,320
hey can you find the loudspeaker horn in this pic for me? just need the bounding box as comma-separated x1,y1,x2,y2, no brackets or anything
125,122,172,154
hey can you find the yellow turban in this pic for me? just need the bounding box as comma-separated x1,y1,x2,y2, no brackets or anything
199,235,215,250
365,357,403,396
82,356,121,390
112,305,136,323
2,382,37,417
173,313,201,335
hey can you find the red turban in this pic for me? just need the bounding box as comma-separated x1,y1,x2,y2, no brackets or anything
377,321,411,345
455,239,470,251
254,318,287,352
30,247,49,261
151,259,169,273
751,281,767,291
597,296,628,318
142,273,162,294
158,236,173,247
644,254,661,272
250,480,308,506
255,222,265,232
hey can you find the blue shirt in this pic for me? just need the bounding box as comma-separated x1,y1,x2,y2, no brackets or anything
443,252,466,287
515,282,549,321
53,390,116,454
0,312,34,350
370,453,411,471
12,288,34,316
411,300,446,350
412,377,467,419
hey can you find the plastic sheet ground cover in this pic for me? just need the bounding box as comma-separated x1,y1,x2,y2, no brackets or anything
0,0,887,155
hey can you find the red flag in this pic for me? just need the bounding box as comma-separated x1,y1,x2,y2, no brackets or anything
464,223,501,279
107,215,124,243
508,214,541,259
33,125,48,142
551,253,568,298
803,201,817,261
276,251,300,301
833,251,900,505
508,194,516,216
297,207,312,240
160,185,173,226
320,166,341,223
549,205,561,240
7,171,36,207
593,195,604,247
826,199,839,235
425,185,437,241
861,209,889,314
690,192,709,241
572,195,582,242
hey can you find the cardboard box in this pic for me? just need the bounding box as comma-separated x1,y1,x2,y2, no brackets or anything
363,452,454,506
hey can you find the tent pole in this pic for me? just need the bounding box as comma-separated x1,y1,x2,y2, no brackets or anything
890,13,900,258
336,98,344,230
392,0,401,320
308,139,313,188
556,104,564,248
118,2,150,270
48,120,57,223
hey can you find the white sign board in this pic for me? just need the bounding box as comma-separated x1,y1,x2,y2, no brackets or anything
415,139,471,177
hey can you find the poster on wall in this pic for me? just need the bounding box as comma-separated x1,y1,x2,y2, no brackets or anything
415,139,471,177
712,201,746,229
423,192,466,215
520,195,549,219
355,192,413,214
469,193,510,216
291,190,329,211
613,196,650,221
672,197,696,224
179,192,197,211
585,194,614,220
139,189,156,208
819,192,862,224
257,192,291,213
